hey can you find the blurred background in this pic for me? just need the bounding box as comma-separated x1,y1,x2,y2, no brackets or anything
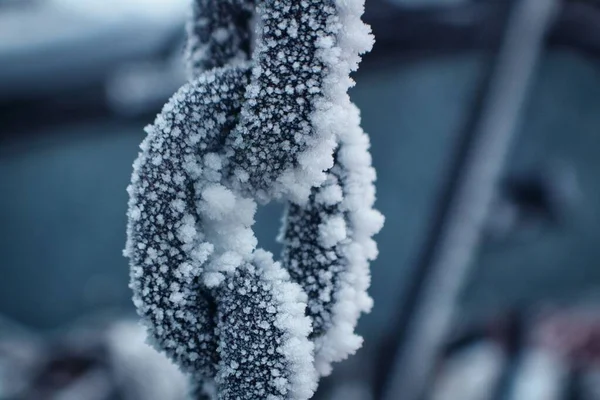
2,0,600,399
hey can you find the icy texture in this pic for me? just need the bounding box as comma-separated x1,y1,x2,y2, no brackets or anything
278,0,383,376
215,254,316,400
127,0,380,398
226,0,339,202
280,103,384,376
126,66,316,399
186,0,256,77
126,66,249,378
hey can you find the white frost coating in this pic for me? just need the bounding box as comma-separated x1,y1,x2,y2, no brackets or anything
301,0,374,204
126,65,320,399
280,101,384,377
200,184,237,220
254,250,318,400
126,66,254,382
213,255,317,400
315,184,343,206
313,101,384,376
278,0,383,377
319,216,347,249
127,0,381,398
222,0,372,204
185,0,256,78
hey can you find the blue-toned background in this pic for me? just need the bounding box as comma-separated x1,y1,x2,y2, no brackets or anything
2,0,600,399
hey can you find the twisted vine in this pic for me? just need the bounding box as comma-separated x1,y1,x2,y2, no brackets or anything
125,0,383,398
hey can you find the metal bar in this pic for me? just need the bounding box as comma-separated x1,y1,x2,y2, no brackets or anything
375,1,559,399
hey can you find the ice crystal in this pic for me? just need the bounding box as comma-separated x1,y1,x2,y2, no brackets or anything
126,0,382,398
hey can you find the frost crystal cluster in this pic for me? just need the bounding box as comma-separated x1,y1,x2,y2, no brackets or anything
125,0,383,398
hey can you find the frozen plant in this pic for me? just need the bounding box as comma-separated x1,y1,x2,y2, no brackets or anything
125,0,383,399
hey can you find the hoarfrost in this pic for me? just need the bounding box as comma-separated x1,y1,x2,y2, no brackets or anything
126,0,382,398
